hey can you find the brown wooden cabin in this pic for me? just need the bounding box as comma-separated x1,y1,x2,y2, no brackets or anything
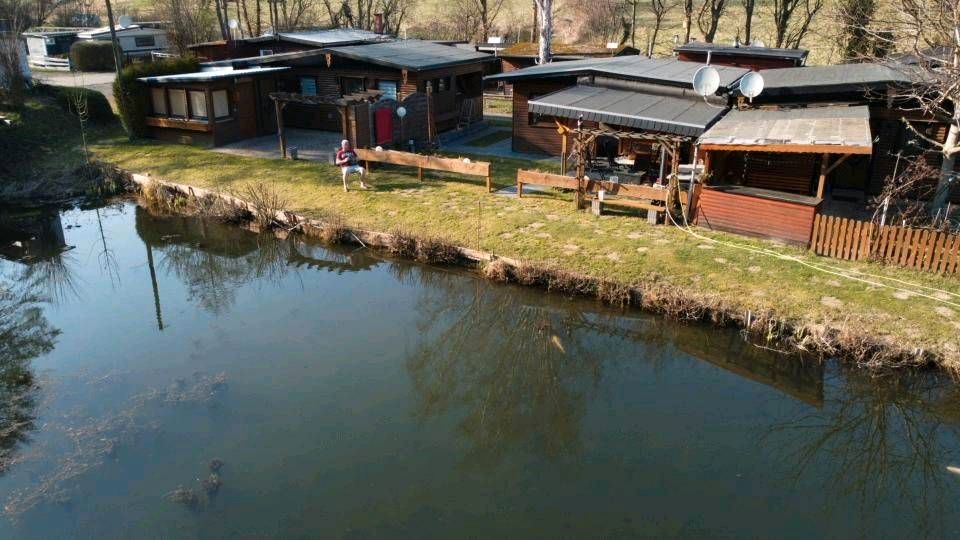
138,67,289,146
484,56,749,157
187,29,387,61
140,40,495,148
694,106,874,244
674,42,808,70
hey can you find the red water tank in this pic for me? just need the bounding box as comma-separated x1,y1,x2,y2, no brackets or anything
375,107,394,146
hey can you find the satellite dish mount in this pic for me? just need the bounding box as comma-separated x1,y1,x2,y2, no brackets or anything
738,71,765,104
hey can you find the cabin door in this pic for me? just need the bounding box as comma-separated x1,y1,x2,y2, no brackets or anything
256,79,277,135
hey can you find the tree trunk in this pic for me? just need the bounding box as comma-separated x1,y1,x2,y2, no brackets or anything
683,0,693,43
535,0,552,64
932,118,959,215
743,0,754,43
630,0,638,47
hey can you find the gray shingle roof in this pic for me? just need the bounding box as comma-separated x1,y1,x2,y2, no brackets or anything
486,56,749,91
698,105,873,152
528,84,727,137
757,64,911,97
326,39,495,71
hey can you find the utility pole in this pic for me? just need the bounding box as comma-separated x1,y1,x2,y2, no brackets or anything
103,0,122,73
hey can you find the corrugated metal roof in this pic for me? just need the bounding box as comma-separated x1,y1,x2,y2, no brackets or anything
757,64,911,96
138,66,289,84
325,39,495,71
528,84,727,137
486,56,749,91
698,105,873,152
674,42,809,60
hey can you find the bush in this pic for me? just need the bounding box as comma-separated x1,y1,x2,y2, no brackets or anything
54,87,115,124
70,41,116,72
114,57,200,138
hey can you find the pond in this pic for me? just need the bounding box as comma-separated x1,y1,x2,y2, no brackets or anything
1,201,959,538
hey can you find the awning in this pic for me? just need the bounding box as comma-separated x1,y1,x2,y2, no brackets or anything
528,85,727,137
697,105,873,154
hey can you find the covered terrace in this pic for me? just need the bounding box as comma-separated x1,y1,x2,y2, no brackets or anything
694,105,873,244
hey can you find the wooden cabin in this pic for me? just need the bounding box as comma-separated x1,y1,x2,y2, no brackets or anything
674,42,808,70
485,56,748,158
188,29,386,61
140,40,494,147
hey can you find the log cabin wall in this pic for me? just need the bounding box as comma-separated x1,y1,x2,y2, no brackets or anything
675,51,801,70
696,188,820,245
143,79,259,147
511,77,578,155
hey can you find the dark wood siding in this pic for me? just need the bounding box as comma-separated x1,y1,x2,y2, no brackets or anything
512,78,577,155
695,187,819,245
676,51,802,69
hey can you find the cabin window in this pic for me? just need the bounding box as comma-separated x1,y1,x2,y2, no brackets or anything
169,89,187,118
341,77,365,95
150,87,167,116
377,80,398,100
189,91,207,120
300,77,318,96
135,35,156,48
526,94,551,126
259,49,274,56
212,90,230,119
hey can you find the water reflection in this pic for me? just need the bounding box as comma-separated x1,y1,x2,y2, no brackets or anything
0,209,78,304
768,370,960,537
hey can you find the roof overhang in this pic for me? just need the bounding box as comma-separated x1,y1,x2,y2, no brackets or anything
698,105,873,155
528,84,726,137
138,66,289,84
324,45,496,72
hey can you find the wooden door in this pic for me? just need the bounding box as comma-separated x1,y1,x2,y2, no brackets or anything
256,79,277,135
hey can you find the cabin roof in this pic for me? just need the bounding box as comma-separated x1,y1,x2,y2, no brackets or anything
248,28,386,46
486,56,750,91
138,66,289,84
674,42,809,61
325,39,495,71
698,105,873,154
528,84,727,137
757,63,912,97
499,42,635,58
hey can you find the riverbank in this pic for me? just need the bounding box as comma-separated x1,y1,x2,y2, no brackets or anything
90,136,960,371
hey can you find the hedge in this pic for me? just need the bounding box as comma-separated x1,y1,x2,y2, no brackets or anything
70,41,116,72
113,57,200,138
54,87,115,124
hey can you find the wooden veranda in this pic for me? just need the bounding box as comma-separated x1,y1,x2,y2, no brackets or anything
269,90,383,158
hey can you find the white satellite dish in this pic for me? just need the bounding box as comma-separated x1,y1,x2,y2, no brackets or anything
396,106,407,118
692,66,720,97
750,39,765,48
739,72,765,102
228,18,239,30
117,15,132,28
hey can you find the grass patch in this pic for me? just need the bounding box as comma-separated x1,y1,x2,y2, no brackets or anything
465,130,512,148
90,136,960,370
484,96,513,116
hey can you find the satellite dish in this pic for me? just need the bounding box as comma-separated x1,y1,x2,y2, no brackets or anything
228,19,239,30
692,66,720,97
117,15,132,28
396,106,407,118
750,39,765,48
739,72,765,102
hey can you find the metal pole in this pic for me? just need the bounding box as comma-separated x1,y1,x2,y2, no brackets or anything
103,0,123,73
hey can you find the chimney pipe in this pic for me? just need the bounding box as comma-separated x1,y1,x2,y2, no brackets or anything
374,13,384,34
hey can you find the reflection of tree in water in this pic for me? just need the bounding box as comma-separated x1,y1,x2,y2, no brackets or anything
399,265,627,466
0,269,59,475
135,206,380,315
766,370,960,537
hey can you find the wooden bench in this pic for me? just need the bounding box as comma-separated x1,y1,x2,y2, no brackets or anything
356,148,494,191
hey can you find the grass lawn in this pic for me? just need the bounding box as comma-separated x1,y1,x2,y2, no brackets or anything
465,130,513,147
484,96,513,116
90,135,960,369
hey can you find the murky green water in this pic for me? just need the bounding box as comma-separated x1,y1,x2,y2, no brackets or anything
1,201,959,538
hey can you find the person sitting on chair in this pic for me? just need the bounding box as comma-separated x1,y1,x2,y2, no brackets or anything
335,139,369,192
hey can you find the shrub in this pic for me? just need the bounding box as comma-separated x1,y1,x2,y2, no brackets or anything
70,41,116,72
53,86,115,124
113,57,200,138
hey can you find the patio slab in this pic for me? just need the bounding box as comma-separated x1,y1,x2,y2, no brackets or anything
213,129,344,163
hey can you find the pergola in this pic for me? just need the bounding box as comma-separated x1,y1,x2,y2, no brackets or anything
268,90,383,158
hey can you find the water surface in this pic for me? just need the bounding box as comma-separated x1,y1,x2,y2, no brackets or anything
1,201,959,538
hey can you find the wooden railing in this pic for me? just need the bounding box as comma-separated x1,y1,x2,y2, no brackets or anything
356,149,493,191
811,214,960,273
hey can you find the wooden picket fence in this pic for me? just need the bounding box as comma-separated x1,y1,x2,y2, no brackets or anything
810,214,960,273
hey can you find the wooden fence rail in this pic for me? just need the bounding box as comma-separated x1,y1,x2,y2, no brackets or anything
810,214,960,273
356,149,493,191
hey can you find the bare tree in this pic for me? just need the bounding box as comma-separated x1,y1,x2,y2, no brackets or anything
742,0,756,44
647,0,678,56
836,0,878,61
156,0,219,53
580,0,630,45
0,9,26,107
468,0,505,43
697,0,728,43
682,0,693,43
533,0,552,63
771,0,824,48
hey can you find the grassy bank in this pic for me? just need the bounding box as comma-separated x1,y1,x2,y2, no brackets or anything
91,136,960,370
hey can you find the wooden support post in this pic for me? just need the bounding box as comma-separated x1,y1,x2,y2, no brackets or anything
418,166,424,182
274,99,286,159
591,198,603,216
560,132,568,176
486,174,492,192
817,153,829,199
